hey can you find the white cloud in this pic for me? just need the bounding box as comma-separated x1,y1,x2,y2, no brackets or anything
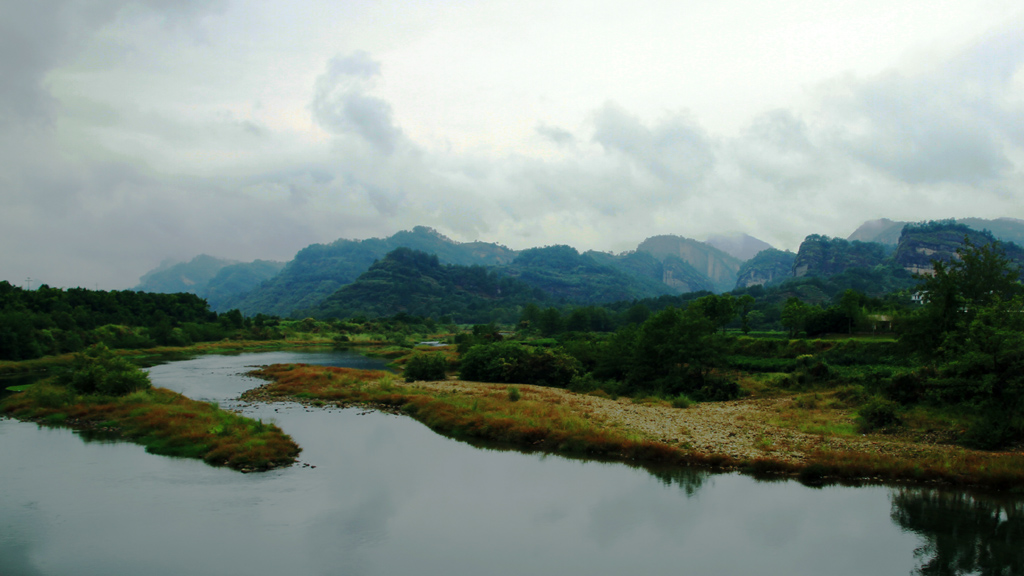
2,0,1023,289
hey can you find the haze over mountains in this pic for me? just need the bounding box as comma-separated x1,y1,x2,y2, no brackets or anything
136,217,1024,317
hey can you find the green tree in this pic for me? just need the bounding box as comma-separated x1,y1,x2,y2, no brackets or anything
901,237,1023,359
781,298,812,338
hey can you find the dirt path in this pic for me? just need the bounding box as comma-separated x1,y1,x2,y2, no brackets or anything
405,379,973,464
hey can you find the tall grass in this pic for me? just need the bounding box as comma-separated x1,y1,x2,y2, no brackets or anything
248,363,1024,490
1,382,299,471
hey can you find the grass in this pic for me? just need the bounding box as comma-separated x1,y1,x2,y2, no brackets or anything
1,381,300,471
246,364,735,467
246,363,1024,491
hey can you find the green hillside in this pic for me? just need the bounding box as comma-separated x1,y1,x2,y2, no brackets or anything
310,248,548,323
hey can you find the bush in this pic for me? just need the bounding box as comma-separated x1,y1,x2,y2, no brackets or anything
459,342,580,387
507,386,521,402
56,344,152,396
403,353,448,382
856,397,902,432
671,393,693,408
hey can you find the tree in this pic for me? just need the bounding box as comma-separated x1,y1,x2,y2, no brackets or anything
901,237,1022,359
781,298,812,338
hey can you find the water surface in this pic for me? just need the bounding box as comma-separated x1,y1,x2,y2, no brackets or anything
1,351,1020,575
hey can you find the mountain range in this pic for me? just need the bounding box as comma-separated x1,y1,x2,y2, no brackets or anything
136,217,1024,317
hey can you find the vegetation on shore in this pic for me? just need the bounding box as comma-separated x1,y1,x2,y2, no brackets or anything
245,362,1024,491
1,345,300,471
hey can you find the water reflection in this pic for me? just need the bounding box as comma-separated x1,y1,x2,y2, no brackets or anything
3,350,1023,575
891,488,1024,575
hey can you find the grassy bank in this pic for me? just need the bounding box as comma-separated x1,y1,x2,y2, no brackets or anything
1,382,300,471
245,363,1024,491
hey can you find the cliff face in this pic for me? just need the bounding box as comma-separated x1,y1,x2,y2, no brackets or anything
894,222,1024,276
635,235,742,293
734,248,797,289
791,235,889,278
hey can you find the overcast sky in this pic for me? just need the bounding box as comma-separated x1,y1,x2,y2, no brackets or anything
3,0,1024,289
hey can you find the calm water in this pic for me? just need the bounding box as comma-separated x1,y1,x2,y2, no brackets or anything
1,351,1021,575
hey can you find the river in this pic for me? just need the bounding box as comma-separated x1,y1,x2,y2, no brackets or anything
1,350,1020,575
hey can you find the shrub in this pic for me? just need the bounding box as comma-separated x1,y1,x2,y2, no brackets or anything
856,397,902,432
459,342,580,387
403,353,448,382
671,393,693,409
56,344,152,396
507,386,521,402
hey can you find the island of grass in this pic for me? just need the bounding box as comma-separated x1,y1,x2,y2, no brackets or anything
243,362,1024,492
1,345,299,472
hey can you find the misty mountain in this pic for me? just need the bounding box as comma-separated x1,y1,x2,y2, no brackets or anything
705,233,773,261
634,235,743,293
849,217,1024,246
222,226,519,315
309,248,548,323
500,245,672,304
734,248,797,289
135,254,236,294
133,255,284,309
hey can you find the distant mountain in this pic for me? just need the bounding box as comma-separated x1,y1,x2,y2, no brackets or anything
734,248,796,289
847,219,906,245
203,260,286,311
792,235,891,278
894,220,1024,276
849,217,1024,247
584,251,687,296
226,226,519,316
134,255,284,310
501,245,668,304
310,248,547,323
705,233,773,261
135,254,237,294
634,235,743,293
958,217,1024,247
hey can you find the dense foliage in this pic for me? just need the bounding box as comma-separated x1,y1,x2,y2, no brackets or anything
56,344,152,396
311,248,550,324
0,281,273,361
459,341,581,387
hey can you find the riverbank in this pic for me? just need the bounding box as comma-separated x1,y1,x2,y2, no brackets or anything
1,381,301,472
244,364,1024,491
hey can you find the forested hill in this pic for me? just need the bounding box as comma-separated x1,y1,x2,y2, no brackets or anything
500,245,675,304
848,217,1024,246
133,255,284,310
222,226,518,316
309,248,549,323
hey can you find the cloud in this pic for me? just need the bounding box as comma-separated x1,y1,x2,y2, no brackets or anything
311,52,404,155
592,102,715,184
820,29,1024,185
536,124,576,146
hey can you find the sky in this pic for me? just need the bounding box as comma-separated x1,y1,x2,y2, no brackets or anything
3,0,1024,289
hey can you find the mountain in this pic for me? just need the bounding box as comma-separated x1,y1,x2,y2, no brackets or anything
894,220,1024,276
203,260,286,311
583,251,688,296
849,217,1024,247
704,233,773,261
135,254,237,294
310,248,548,323
226,226,519,316
634,235,743,293
792,235,890,278
501,245,668,304
958,217,1024,247
734,248,797,289
847,219,906,245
